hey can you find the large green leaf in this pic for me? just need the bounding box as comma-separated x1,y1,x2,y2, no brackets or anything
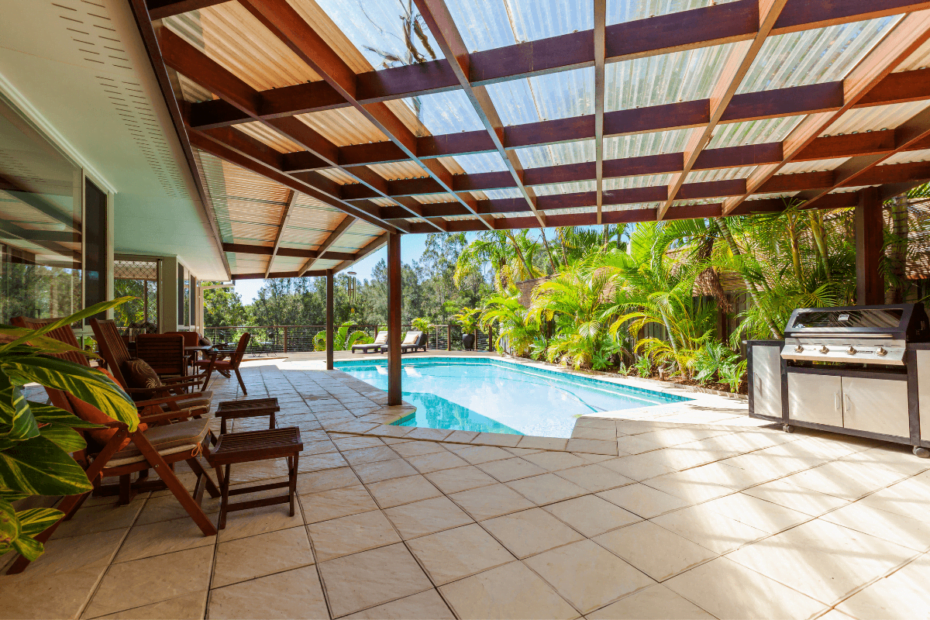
0,327,95,358
11,534,43,561
17,507,64,537
0,500,18,557
39,424,86,453
0,435,92,496
0,356,138,431
0,296,133,354
29,402,104,429
0,370,39,441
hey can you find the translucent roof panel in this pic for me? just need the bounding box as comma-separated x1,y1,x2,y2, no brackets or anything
605,128,690,159
488,67,594,126
313,0,445,68
533,180,596,196
739,17,903,93
604,174,670,189
400,90,486,136
606,44,735,111
882,149,930,165
446,152,509,174
445,0,592,53
484,188,523,199
604,202,660,212
687,167,753,183
607,0,741,26
780,159,849,174
825,101,930,136
710,116,803,149
514,140,595,168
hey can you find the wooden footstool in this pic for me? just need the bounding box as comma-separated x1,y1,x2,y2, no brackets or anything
209,427,303,529
216,397,280,434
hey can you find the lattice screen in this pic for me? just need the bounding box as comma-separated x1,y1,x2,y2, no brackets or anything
115,259,158,280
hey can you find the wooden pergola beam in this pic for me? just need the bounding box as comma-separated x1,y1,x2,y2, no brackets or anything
146,0,229,20
263,190,296,278
223,242,356,262
594,0,607,225
298,215,355,276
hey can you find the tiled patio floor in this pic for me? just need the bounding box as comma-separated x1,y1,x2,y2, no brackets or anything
3,355,930,619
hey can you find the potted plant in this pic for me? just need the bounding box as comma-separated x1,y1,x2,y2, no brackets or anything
0,298,138,562
453,308,480,351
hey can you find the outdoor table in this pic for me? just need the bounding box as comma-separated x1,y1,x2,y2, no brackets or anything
209,427,302,529
215,397,280,434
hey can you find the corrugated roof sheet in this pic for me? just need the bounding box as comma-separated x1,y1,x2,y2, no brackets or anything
710,115,803,149
607,0,740,26
825,101,930,136
488,67,594,126
515,140,595,169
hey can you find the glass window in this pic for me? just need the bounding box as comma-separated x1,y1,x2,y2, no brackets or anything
84,178,107,321
0,97,83,323
114,258,159,330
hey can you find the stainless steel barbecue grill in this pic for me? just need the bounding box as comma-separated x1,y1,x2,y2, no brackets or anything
748,304,930,458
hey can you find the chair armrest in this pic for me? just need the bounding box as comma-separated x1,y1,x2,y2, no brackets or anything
134,392,204,408
161,376,202,386
139,409,198,424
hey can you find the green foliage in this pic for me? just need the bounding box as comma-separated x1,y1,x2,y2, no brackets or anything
634,355,653,378
0,297,138,562
720,359,748,393
480,287,538,357
452,307,480,333
411,318,432,333
313,322,373,351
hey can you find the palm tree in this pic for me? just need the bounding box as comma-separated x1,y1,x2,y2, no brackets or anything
481,286,538,357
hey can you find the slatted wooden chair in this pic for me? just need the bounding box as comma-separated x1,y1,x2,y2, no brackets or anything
167,330,201,372
6,317,221,575
137,333,188,378
195,332,251,396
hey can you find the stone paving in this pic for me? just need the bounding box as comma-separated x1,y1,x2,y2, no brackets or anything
2,355,930,619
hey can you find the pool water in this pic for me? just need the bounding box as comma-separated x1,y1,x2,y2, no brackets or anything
334,358,691,438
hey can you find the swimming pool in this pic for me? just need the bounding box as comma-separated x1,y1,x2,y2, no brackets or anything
334,358,691,438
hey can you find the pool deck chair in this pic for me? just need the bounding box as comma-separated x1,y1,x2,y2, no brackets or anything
352,331,388,354
382,331,426,354
194,333,251,396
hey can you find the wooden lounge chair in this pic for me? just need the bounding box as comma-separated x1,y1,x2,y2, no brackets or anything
137,333,188,379
194,333,251,396
382,331,427,354
6,317,221,575
352,331,387,354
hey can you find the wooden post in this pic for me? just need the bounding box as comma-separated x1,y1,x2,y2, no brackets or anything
447,324,451,351
387,234,402,406
326,270,334,370
856,188,884,306
283,326,289,354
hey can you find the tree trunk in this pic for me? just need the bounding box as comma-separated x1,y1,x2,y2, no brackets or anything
539,231,559,274
787,212,804,286
505,231,534,281
716,218,782,339
808,211,831,280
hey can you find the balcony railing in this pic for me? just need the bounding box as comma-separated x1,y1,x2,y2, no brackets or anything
203,324,495,355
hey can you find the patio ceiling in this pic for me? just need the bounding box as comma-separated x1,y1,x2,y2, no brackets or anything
133,0,930,278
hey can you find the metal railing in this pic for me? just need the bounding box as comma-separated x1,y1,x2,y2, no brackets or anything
203,324,496,355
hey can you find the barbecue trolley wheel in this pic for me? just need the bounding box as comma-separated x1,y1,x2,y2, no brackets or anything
783,424,794,433
914,446,930,459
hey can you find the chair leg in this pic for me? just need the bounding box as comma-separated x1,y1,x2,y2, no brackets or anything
234,368,247,395
118,474,137,505
187,457,221,499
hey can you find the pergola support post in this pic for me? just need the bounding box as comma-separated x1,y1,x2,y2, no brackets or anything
326,269,334,370
856,188,885,305
387,233,402,406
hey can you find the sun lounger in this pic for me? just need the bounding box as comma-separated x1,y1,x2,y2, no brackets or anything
352,330,387,354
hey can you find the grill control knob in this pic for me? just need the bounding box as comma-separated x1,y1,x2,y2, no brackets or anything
795,345,804,353
847,346,857,355
819,345,829,354
877,347,887,357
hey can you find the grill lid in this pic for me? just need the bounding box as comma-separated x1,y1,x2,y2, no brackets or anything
784,303,930,341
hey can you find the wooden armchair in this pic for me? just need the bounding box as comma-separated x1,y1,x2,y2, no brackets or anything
137,333,187,378
196,333,250,395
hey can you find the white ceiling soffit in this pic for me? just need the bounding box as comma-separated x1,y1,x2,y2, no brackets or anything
0,0,227,280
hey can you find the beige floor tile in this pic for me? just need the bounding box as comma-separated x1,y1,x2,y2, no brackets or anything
51,500,144,540
525,539,655,614
318,543,433,617
114,517,216,563
555,463,633,493
571,427,616,441
855,477,930,521
406,450,469,474
299,451,349,473
135,494,221,526
477,457,547,482
405,427,454,441
408,523,514,585
341,445,400,466
599,453,676,481
444,430,480,444
545,495,641,537
503,446,543,456
664,557,825,620
384,496,474,539
837,554,930,620
390,441,448,458
308,510,401,562
353,458,419,484
449,483,535,521
566,438,618,456
213,527,315,588
454,445,513,464
840,446,930,477
507,474,587,505
470,432,522,447
424,466,497,494
84,546,213,618
727,519,915,605
820,501,930,551
439,561,578,620
517,436,568,451
366,424,415,438
614,435,664,456
700,492,810,535
653,504,768,554
482,508,584,559
366,474,441,508
523,451,592,472
301,485,378,524
597,483,690,519
743,478,850,517
94,591,207,620
343,589,454,619
595,521,716,582
296,467,362,495
782,460,910,502
214,495,303,542
208,565,328,620
642,467,742,504
332,436,385,451
587,584,713,619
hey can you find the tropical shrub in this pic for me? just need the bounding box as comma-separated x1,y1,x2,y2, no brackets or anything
452,307,480,334
0,298,139,561
411,317,432,333
481,287,538,357
313,321,373,351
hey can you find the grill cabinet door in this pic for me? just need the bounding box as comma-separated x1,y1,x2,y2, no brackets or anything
788,373,842,427
841,377,910,438
751,345,782,419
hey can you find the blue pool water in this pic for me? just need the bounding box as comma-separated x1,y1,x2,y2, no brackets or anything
334,358,691,438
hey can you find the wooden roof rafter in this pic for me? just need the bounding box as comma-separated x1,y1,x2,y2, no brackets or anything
594,0,606,225
298,215,355,277
263,189,296,278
